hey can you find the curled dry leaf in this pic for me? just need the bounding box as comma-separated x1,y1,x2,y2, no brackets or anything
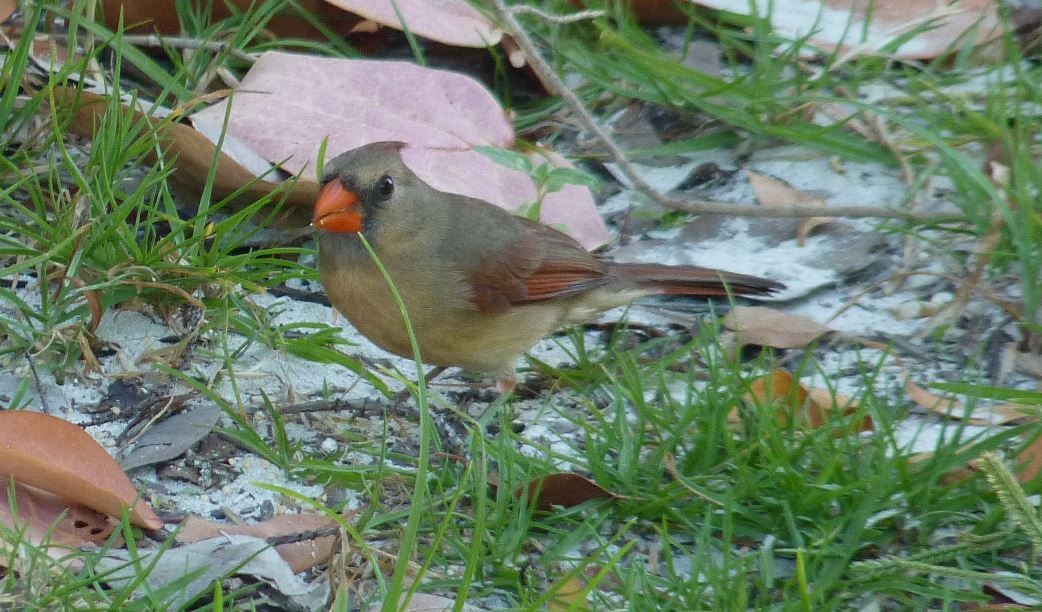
904,379,1034,426
909,433,1042,486
519,472,620,511
736,369,873,432
0,411,162,530
0,481,115,567
747,170,833,245
0,0,14,23
177,512,343,573
59,87,317,228
722,306,833,349
323,0,503,47
190,52,609,249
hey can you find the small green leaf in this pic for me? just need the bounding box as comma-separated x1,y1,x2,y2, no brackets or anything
474,146,534,173
543,167,601,194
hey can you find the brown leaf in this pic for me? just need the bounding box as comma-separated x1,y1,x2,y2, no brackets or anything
1014,435,1042,484
548,575,589,612
807,387,874,433
747,170,832,245
177,512,343,573
0,481,114,551
58,87,316,229
0,0,14,23
519,473,619,511
905,379,973,420
722,306,833,349
906,435,1042,486
739,370,873,432
0,411,162,530
101,0,359,40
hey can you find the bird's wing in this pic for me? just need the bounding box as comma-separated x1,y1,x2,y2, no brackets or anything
465,222,610,315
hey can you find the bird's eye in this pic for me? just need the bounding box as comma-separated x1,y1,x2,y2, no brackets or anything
377,175,394,198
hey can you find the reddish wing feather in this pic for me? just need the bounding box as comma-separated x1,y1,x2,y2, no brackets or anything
467,223,608,314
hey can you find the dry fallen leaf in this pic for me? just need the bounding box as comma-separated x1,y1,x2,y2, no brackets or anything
190,52,609,249
722,306,833,349
737,369,873,432
1015,434,1042,484
747,170,832,245
102,0,359,40
909,433,1042,486
60,87,318,228
519,473,620,511
0,480,115,568
904,379,1032,426
548,575,590,612
0,411,162,530
689,0,1001,60
178,512,343,573
101,535,329,611
0,0,15,23
324,0,503,47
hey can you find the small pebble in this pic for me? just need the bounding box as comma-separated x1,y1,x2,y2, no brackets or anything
891,301,925,320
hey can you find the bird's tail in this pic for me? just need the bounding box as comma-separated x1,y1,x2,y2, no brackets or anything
609,262,783,297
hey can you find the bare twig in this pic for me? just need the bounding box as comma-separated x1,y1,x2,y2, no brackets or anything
510,5,605,24
25,351,51,414
492,1,959,223
112,34,259,64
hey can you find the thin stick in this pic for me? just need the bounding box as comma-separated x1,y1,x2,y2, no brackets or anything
492,1,957,223
54,33,261,64
509,6,606,24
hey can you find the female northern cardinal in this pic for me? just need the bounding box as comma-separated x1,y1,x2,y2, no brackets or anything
313,142,782,387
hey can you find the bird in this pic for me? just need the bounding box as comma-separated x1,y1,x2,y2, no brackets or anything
312,141,782,391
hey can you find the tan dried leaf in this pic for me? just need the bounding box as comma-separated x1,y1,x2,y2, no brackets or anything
747,170,832,245
548,575,590,611
722,306,832,349
178,513,343,573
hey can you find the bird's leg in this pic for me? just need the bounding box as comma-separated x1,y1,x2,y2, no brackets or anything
495,372,517,395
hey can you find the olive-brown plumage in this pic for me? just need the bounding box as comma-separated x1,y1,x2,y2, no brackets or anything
314,142,782,381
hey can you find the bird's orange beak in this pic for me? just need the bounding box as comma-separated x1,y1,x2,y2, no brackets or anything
312,180,364,233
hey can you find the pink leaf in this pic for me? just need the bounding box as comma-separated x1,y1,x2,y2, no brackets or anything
691,0,1001,60
192,52,609,248
322,0,503,47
